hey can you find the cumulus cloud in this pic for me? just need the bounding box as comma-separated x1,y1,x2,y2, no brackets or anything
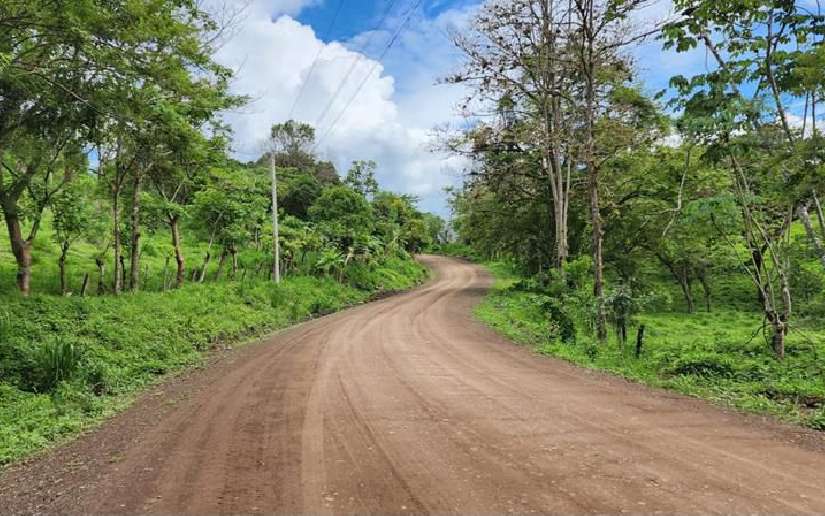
787,112,825,137
214,0,474,215
246,0,321,17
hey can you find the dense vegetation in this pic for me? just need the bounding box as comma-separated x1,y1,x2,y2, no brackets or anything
442,0,825,425
0,1,442,464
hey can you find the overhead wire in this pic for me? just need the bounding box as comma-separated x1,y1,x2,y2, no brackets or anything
312,0,401,130
313,0,424,151
286,0,346,121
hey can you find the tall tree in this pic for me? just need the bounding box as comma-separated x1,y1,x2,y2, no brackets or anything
269,121,317,282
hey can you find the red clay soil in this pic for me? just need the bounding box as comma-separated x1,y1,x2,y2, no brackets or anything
2,255,825,514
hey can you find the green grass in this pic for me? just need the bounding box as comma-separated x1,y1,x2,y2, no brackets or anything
0,255,427,466
474,261,825,431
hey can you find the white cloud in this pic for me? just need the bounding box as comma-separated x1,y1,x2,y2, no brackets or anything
787,112,825,137
246,0,320,17
215,0,475,216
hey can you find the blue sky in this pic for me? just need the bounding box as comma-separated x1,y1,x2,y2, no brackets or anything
297,0,478,43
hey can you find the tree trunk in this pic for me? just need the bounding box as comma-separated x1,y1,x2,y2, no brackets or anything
129,171,142,291
96,257,106,295
814,193,825,241
753,247,765,308
80,273,89,297
58,241,69,295
170,215,185,288
635,325,646,358
698,269,712,312
215,248,227,281
679,267,695,314
767,308,788,360
4,212,33,296
772,323,785,360
798,202,825,269
657,254,695,313
119,255,126,289
581,4,606,340
198,254,210,283
589,171,606,339
199,233,215,283
230,246,238,279
112,182,123,295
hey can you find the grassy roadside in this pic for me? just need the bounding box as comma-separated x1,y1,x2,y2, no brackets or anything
0,257,427,465
472,260,825,431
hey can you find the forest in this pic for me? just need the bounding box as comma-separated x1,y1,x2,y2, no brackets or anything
0,0,441,463
440,0,825,428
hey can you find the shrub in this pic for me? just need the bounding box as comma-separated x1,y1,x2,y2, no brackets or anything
809,409,825,430
0,309,10,343
542,298,576,343
664,352,736,378
32,338,81,392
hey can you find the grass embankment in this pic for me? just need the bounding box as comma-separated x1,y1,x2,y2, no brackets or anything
470,260,825,431
0,257,427,465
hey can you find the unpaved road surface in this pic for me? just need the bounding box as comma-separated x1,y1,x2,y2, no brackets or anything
2,255,825,514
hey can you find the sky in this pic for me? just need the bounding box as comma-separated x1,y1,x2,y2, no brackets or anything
213,0,706,217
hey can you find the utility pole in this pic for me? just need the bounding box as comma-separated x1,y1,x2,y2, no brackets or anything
270,152,281,283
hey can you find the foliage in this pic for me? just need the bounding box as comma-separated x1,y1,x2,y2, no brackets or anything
309,185,374,250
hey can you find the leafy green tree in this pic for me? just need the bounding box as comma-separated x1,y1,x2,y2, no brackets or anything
345,160,379,200
0,0,235,295
422,213,447,247
51,176,101,295
280,173,322,219
661,0,825,357
192,167,266,281
309,186,373,251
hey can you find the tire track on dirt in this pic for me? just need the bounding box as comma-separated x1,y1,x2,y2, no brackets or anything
2,255,825,514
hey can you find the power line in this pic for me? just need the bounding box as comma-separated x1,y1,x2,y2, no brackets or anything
314,0,424,150
312,0,401,130
287,0,345,121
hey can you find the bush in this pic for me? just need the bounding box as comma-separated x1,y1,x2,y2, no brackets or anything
32,338,81,392
542,298,576,343
0,309,10,343
810,409,825,430
664,352,737,378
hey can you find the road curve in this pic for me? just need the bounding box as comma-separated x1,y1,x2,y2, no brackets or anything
2,255,825,514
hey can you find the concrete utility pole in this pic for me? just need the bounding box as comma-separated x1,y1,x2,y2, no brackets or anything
270,152,281,283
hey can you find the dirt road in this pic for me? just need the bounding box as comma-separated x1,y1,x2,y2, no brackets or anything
2,255,825,514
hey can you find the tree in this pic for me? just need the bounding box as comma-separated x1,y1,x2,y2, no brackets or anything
448,0,578,269
662,0,825,357
280,173,322,219
51,176,100,295
191,167,266,281
345,160,379,200
309,186,373,251
0,0,235,295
